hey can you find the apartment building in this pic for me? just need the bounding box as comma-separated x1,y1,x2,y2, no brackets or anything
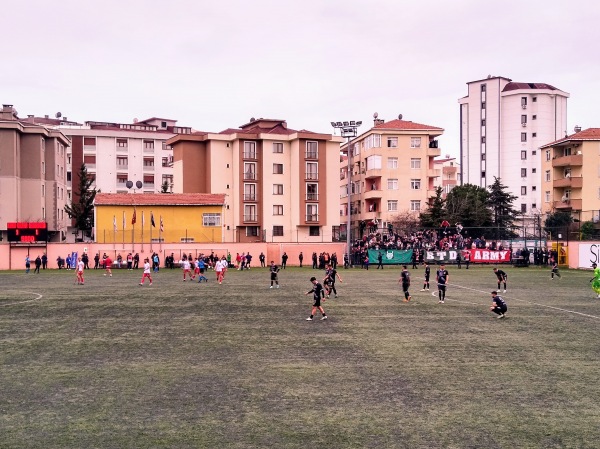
168,118,343,243
459,75,569,214
540,127,600,223
0,105,70,241
339,117,443,234
433,156,460,198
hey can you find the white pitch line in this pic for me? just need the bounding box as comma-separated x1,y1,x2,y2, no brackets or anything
0,291,43,307
438,282,600,320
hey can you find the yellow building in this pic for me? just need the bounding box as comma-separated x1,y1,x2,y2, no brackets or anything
94,193,226,244
540,128,600,223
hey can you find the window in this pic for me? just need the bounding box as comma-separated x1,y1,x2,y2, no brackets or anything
162,174,173,186
545,191,551,203
388,200,398,211
521,115,527,125
203,213,221,227
481,119,486,126
117,156,128,169
143,175,154,185
244,183,256,201
521,168,527,177
521,150,527,160
521,204,527,213
387,179,398,190
246,226,259,237
244,204,257,222
306,141,318,159
366,155,381,170
532,168,537,174
162,157,169,167
532,186,537,192
83,155,96,167
273,142,283,153
244,141,256,159
546,150,551,161
41,161,45,174
532,150,537,156
481,153,486,161
116,138,127,148
410,158,421,169
143,140,154,150
306,183,318,201
410,137,421,148
521,133,527,142
532,133,537,138
143,157,154,168
67,172,71,182
273,226,284,236
84,137,96,146
481,102,486,109
41,184,45,197
411,179,421,190
545,170,551,182
532,97,537,102
117,174,128,185
387,157,398,169
244,162,256,180
481,136,486,144
387,137,398,148
273,163,284,174
364,134,381,150
410,200,421,211
481,171,486,178
309,226,320,236
481,84,486,92
521,97,527,108
521,186,527,195
532,115,537,120
273,205,283,215
305,162,318,180
306,204,318,222
273,184,283,195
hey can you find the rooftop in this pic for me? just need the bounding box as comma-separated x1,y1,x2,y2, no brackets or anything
540,128,600,148
372,119,444,131
94,193,226,206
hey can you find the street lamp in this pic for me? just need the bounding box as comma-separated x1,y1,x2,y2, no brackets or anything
331,120,362,266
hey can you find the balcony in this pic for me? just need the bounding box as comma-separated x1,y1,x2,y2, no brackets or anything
427,169,441,178
364,168,382,180
306,193,319,201
364,189,382,200
553,176,583,188
243,215,258,222
552,154,583,167
116,164,128,171
553,199,582,210
243,151,257,160
244,172,257,180
427,147,441,157
243,194,256,201
305,150,318,159
306,214,319,222
83,145,96,152
305,172,318,181
143,165,155,172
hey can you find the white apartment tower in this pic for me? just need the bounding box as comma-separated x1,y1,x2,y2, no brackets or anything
459,75,569,214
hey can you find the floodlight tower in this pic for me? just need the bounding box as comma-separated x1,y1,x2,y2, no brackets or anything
331,120,362,265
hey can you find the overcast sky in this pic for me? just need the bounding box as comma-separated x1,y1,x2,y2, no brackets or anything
2,0,599,158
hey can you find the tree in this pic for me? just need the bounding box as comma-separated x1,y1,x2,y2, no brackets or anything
580,221,596,240
419,187,445,228
161,180,171,193
487,177,519,239
544,211,573,239
390,210,420,236
64,164,98,239
443,184,492,233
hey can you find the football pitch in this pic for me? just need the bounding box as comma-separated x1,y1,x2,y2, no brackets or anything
1,264,599,448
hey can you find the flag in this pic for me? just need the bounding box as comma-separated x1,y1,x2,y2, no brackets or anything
160,216,164,232
123,211,126,230
113,215,117,232
131,207,137,225
142,210,145,227
151,212,156,228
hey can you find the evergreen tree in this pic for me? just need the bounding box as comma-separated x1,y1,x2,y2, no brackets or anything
487,177,519,239
64,164,98,239
420,187,445,228
544,211,573,239
444,184,492,232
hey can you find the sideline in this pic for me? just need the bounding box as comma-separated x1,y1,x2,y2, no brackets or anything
0,291,44,307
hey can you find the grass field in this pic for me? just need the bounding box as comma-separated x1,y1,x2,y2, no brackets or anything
1,263,599,449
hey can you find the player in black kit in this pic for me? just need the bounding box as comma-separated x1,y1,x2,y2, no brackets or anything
420,262,431,291
490,290,507,319
269,261,280,289
305,276,327,321
493,268,507,292
436,264,449,304
323,264,342,298
399,265,412,302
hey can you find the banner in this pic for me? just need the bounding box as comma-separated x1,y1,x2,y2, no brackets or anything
368,249,412,264
422,249,511,263
578,243,600,268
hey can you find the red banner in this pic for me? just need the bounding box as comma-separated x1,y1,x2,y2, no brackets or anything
463,249,511,263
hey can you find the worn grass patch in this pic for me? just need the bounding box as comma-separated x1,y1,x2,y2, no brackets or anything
0,265,599,448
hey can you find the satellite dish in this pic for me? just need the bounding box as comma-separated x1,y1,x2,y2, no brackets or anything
136,181,143,189
126,181,133,189
373,112,378,119
55,112,62,118
250,117,256,122
398,114,403,120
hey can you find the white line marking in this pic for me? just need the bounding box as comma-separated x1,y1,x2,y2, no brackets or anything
0,291,44,307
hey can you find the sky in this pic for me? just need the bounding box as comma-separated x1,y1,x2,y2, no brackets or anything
2,0,599,159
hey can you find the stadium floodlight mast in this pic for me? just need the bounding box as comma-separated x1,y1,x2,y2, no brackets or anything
331,120,362,265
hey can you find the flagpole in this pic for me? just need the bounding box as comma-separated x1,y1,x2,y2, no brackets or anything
132,207,135,252
113,215,116,249
141,211,144,253
150,211,153,253
122,211,125,248
159,215,162,252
